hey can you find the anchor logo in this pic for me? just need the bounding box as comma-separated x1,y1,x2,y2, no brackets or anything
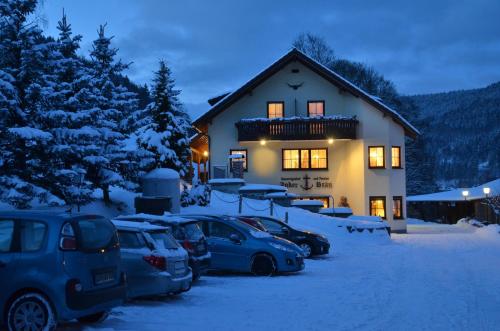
300,174,313,191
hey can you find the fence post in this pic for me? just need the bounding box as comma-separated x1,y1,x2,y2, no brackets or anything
270,199,274,216
238,194,243,214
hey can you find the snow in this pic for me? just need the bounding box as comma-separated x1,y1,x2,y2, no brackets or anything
239,184,287,192
319,207,353,214
143,168,180,180
111,219,167,231
208,178,245,184
291,199,324,206
8,127,52,141
264,192,298,198
238,115,355,122
407,178,500,202
60,191,500,330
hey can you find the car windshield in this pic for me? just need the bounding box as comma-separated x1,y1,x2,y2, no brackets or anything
148,231,179,249
75,217,118,251
174,222,204,241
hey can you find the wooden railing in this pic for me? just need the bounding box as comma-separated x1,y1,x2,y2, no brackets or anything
235,117,358,141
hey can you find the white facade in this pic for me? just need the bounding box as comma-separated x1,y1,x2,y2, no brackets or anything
193,49,418,233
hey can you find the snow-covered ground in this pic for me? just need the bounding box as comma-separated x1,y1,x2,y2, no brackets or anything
50,190,500,331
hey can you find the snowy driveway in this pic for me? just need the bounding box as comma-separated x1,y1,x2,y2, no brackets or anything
59,222,500,331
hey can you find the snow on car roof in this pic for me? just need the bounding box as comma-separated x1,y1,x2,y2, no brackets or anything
112,219,168,231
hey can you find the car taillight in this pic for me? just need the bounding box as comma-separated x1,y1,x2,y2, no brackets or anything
60,222,77,250
143,255,167,271
182,239,194,253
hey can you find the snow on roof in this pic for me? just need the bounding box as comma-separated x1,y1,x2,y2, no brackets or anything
238,115,355,123
112,219,168,231
292,200,325,206
348,215,384,223
143,168,180,180
264,192,298,199
193,48,419,136
208,178,246,184
407,179,500,202
239,184,287,192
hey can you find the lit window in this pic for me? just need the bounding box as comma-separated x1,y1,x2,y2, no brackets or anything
297,197,329,208
392,146,401,168
311,149,327,169
283,149,299,169
300,150,310,169
308,101,325,117
267,102,284,118
283,148,328,170
369,197,386,219
368,146,385,168
230,149,247,171
393,196,403,219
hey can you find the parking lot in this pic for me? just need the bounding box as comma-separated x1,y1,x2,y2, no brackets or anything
58,222,500,331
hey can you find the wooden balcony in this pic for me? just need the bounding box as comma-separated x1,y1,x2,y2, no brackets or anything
235,116,358,141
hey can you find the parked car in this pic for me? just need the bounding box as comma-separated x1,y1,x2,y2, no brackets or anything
239,215,330,258
0,211,126,331
176,214,305,276
233,216,267,231
114,214,210,281
112,220,192,298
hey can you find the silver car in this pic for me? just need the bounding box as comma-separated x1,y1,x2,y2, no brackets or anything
112,220,192,298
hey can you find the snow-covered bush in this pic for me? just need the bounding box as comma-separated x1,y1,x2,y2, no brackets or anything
181,181,211,207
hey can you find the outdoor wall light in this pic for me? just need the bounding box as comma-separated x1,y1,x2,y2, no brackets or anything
483,187,490,196
328,138,334,144
203,151,209,157
462,190,469,200
260,139,267,146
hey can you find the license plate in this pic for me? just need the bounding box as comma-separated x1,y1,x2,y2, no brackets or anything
94,271,115,285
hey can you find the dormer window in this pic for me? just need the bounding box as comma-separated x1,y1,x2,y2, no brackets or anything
307,101,324,117
267,102,284,118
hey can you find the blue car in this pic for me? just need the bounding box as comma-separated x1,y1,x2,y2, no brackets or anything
177,214,305,276
0,211,126,331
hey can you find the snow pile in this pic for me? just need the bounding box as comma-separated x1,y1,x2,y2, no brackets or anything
475,224,500,239
456,218,485,228
239,184,287,192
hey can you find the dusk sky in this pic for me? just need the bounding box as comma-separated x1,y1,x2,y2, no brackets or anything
39,0,500,118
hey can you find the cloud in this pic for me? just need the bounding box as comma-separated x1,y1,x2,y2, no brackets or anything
42,0,500,117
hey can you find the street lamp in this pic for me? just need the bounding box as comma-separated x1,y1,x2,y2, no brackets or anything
462,190,469,200
483,187,490,197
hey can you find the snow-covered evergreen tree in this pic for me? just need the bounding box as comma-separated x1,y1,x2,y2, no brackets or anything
136,60,191,177
0,0,63,207
85,24,139,203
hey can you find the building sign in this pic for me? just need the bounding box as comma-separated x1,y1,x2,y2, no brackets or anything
280,174,333,191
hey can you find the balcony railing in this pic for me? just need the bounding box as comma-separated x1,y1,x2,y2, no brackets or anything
235,116,358,141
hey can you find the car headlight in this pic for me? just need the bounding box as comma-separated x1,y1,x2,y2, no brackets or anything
269,242,296,253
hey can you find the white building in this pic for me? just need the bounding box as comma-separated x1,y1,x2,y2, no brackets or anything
191,49,419,233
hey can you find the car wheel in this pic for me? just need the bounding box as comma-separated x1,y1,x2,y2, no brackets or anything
77,311,109,324
251,254,276,276
299,242,313,258
7,292,57,331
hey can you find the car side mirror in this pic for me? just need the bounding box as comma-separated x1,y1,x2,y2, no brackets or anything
229,233,241,244
281,226,290,234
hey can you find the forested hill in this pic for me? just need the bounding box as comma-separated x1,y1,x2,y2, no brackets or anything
405,82,500,189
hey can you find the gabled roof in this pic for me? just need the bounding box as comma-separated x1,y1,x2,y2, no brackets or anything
407,179,500,202
193,48,419,138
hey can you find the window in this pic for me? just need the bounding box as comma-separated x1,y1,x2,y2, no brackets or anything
0,220,15,253
208,222,240,240
393,196,403,219
392,146,401,168
230,149,248,171
267,102,284,118
307,101,325,117
75,218,118,251
369,196,386,219
20,221,47,252
148,231,179,250
311,149,327,169
118,231,147,249
368,146,385,168
283,149,300,169
282,148,328,170
258,218,287,234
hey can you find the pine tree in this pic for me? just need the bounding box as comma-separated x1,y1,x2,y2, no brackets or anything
85,24,139,203
0,0,63,208
136,60,191,177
